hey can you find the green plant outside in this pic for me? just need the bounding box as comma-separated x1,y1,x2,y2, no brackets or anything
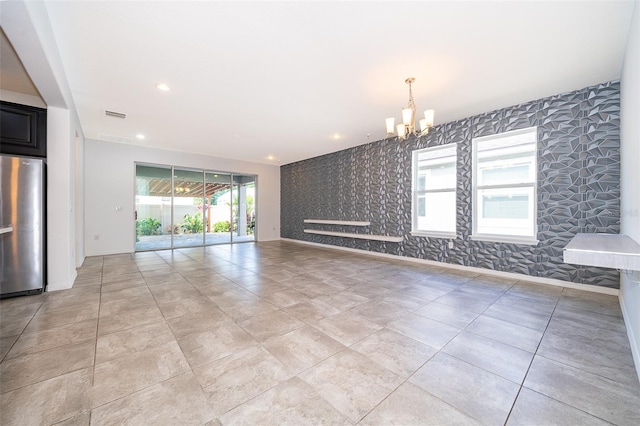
136,217,162,236
213,220,231,233
181,212,203,234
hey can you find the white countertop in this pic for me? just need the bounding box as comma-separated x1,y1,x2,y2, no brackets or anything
563,233,640,271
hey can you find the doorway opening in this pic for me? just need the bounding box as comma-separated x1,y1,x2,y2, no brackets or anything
134,163,256,251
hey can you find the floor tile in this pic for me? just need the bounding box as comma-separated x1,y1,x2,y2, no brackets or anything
262,325,345,375
197,344,291,416
0,335,18,361
23,303,99,334
351,328,437,378
386,312,460,349
220,376,349,425
100,277,147,293
1,241,637,425
550,305,627,334
443,331,534,383
0,368,92,426
55,410,91,426
505,280,563,302
177,322,256,368
215,297,280,322
283,299,341,322
315,291,370,311
414,301,479,329
507,387,610,426
349,300,408,325
484,296,554,331
310,311,382,346
375,292,429,311
410,352,520,425
157,296,220,320
37,294,101,315
239,309,305,342
361,381,482,426
558,289,622,317
538,321,638,387
6,318,97,359
166,308,232,339
1,340,94,393
95,322,175,364
147,282,204,304
92,340,190,407
299,349,403,423
258,288,310,308
90,372,215,426
466,315,544,352
97,304,164,336
524,356,640,425
434,286,503,313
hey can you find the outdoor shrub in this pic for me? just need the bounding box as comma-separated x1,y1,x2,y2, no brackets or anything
136,217,162,236
181,213,203,234
213,220,231,233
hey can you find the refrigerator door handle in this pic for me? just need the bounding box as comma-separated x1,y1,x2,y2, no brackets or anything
0,225,13,235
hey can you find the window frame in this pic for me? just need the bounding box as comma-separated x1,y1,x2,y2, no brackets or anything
471,127,539,245
411,143,458,238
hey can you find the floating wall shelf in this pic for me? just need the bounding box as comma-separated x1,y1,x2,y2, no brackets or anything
563,233,640,271
303,219,371,226
304,229,403,243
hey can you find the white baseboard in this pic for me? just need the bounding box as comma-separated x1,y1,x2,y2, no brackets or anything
280,238,619,296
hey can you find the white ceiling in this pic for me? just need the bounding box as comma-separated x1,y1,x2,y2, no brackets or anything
0,28,41,98
37,1,636,165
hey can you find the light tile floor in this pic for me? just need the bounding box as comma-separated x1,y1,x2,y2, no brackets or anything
1,241,639,425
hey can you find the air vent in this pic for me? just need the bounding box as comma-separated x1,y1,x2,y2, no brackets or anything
104,110,126,119
98,133,134,144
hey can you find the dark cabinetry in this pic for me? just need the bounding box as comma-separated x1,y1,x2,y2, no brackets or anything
0,101,47,158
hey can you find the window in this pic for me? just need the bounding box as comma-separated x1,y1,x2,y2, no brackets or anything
412,144,457,236
472,127,537,244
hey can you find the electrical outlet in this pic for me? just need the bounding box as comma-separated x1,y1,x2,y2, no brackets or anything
448,241,454,249
94,234,100,240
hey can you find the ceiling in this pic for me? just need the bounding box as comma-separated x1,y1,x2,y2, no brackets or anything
0,28,41,98
10,1,638,165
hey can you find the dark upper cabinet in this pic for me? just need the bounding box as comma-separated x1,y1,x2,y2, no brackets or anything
0,101,47,158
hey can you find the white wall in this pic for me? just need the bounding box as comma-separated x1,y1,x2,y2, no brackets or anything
620,1,640,380
84,139,280,256
1,1,85,291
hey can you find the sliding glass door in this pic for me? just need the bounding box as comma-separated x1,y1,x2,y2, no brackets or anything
135,165,172,251
173,168,205,248
232,174,256,242
135,163,256,251
205,172,232,245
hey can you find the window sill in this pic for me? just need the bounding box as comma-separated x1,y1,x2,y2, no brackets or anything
470,235,539,245
411,231,457,239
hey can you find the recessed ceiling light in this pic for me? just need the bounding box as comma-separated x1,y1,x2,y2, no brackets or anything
156,83,170,91
331,133,342,140
136,134,145,140
267,155,275,160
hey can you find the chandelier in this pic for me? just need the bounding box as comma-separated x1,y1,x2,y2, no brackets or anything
385,77,435,140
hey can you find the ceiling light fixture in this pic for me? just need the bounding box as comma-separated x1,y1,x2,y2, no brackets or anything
385,77,435,140
156,83,170,91
136,134,145,140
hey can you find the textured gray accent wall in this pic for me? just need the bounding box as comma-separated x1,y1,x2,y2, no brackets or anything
281,81,621,288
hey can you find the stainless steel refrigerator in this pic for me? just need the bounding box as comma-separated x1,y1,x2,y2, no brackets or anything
0,154,46,297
